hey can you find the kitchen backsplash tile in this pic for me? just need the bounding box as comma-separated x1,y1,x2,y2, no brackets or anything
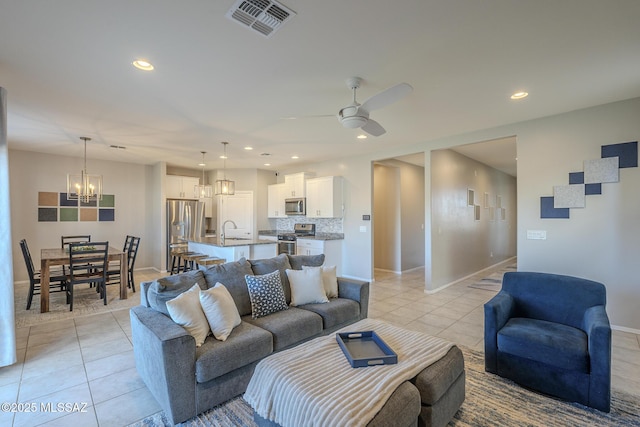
275,217,342,233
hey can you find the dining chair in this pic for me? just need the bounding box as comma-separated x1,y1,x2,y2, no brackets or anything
66,241,109,311
61,235,91,249
106,235,141,292
127,236,141,292
61,235,92,277
19,239,66,310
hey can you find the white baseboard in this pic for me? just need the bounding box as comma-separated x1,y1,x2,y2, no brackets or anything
339,274,372,283
611,325,640,336
424,257,517,295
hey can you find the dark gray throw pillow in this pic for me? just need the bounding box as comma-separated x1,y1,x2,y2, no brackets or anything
245,270,288,319
203,258,254,316
287,253,325,270
147,270,207,316
249,253,292,303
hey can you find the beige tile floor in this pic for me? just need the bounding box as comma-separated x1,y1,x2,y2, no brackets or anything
1,265,639,426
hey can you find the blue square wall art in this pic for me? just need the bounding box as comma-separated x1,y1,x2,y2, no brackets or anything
541,196,570,219
601,141,638,168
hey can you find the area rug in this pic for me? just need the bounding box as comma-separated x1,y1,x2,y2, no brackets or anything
467,262,517,292
130,347,640,427
13,280,141,328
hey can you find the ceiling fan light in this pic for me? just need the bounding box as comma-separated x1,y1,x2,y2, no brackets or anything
341,115,368,129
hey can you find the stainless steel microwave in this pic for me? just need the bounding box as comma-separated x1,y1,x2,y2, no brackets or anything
285,198,306,216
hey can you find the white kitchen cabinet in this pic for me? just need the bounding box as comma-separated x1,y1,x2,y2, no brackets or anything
166,175,200,199
306,176,344,218
284,172,314,198
296,238,324,256
296,238,343,275
267,183,287,218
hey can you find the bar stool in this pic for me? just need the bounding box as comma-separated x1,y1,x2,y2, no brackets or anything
197,257,226,269
181,253,208,271
170,246,195,275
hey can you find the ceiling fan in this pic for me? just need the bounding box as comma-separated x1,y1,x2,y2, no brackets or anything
336,77,413,137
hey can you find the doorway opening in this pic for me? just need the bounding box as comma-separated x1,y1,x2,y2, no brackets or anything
372,154,426,280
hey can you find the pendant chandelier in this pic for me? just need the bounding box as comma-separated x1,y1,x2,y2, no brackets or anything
194,151,214,198
66,136,103,203
215,141,235,195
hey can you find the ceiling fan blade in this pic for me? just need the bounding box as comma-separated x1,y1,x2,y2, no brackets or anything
360,83,413,112
361,119,386,137
281,114,334,120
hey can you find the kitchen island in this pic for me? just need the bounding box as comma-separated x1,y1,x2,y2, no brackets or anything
187,237,278,262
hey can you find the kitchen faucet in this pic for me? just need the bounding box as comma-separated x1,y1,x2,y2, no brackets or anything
220,220,237,245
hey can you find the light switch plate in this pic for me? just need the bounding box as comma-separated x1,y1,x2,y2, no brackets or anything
527,230,547,240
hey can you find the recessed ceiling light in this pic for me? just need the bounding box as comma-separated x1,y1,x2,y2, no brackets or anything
264,163,271,166
244,146,253,151
510,91,528,100
357,134,367,139
219,155,227,159
132,59,154,71
291,155,299,159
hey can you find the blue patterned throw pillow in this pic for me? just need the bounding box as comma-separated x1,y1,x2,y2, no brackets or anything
245,270,289,319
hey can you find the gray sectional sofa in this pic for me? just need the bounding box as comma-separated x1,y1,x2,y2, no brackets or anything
130,253,369,424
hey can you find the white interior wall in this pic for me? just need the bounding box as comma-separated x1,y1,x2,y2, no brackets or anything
7,97,640,330
396,160,425,271
430,149,517,288
373,163,401,271
289,97,640,330
373,160,425,272
257,169,278,231
9,150,154,282
514,98,640,331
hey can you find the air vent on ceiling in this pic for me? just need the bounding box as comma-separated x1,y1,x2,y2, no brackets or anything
226,0,296,38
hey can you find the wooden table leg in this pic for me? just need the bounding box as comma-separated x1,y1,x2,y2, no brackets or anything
40,259,50,313
119,252,128,300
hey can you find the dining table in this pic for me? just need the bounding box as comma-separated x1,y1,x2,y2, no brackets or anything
39,246,127,313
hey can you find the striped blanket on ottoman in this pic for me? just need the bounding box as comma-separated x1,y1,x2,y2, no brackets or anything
245,318,454,427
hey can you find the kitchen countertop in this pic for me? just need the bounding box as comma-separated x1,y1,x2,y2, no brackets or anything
188,237,278,247
258,231,344,241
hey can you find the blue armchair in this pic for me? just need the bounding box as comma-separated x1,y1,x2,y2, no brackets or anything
484,272,611,412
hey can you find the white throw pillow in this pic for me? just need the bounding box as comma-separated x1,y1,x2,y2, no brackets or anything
303,265,339,298
199,282,242,341
286,268,329,306
165,284,210,347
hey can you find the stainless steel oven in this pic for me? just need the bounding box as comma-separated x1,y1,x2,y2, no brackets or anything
277,223,316,255
278,239,296,255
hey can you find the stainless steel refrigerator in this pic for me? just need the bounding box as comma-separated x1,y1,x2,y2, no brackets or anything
166,199,205,270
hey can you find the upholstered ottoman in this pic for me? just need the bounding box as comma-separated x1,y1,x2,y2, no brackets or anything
247,319,465,427
254,380,421,427
412,346,465,427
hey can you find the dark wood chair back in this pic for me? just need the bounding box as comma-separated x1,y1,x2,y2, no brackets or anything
127,236,141,292
61,235,91,249
66,241,109,310
20,238,66,310
19,239,37,283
